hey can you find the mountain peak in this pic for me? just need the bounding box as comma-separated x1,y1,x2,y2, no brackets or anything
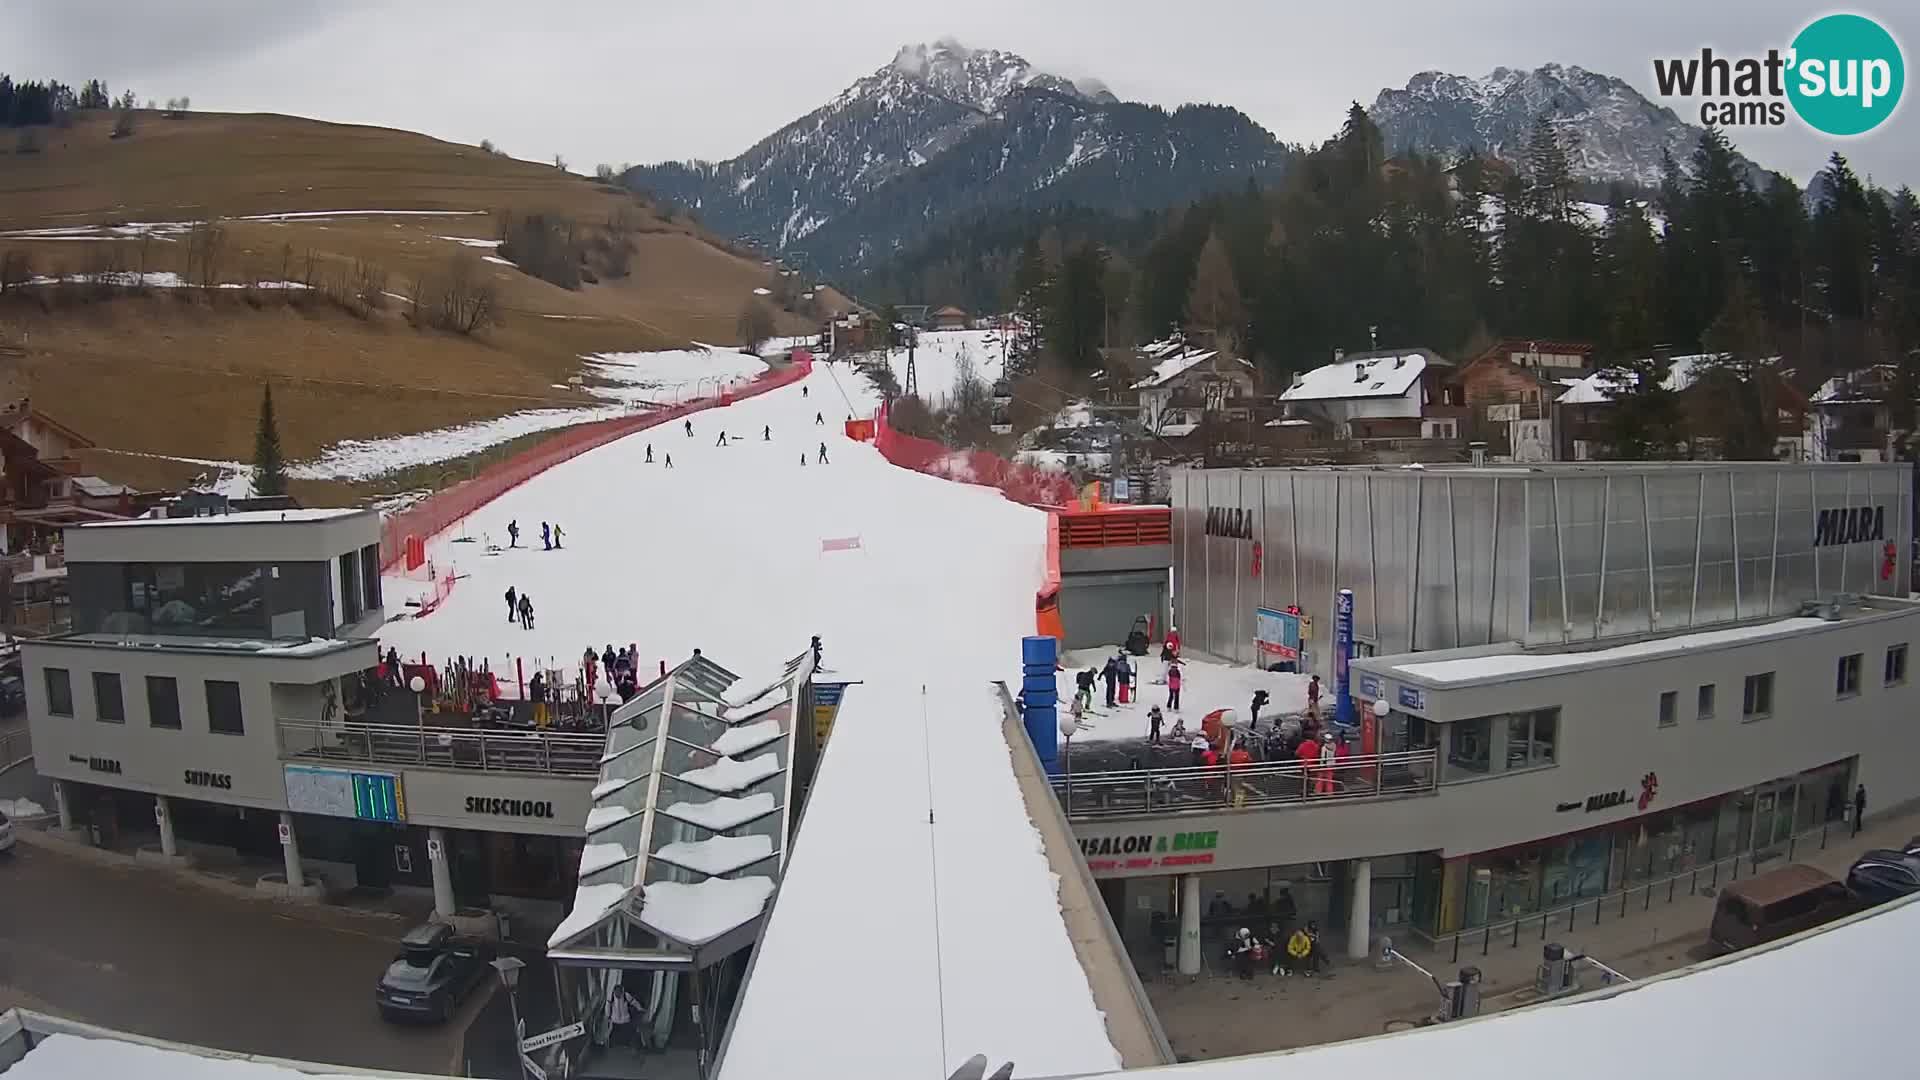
883,39,1103,113
1370,63,1715,188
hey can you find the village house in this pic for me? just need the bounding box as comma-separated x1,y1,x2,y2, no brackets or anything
1808,364,1902,462
1128,337,1257,437
1448,339,1594,462
928,305,971,331
1277,347,1459,446
1554,352,1811,462
0,398,149,554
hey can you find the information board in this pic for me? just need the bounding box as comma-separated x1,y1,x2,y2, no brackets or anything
284,764,406,823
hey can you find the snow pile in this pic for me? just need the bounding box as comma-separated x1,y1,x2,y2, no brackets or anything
656,834,775,875
6,1032,389,1080
1054,646,1311,744
678,753,781,793
288,405,630,482
579,840,633,876
712,718,785,757
1395,617,1831,683
585,805,636,832
548,881,631,947
0,797,48,818
581,347,769,406
662,792,776,831
639,877,775,945
438,235,502,248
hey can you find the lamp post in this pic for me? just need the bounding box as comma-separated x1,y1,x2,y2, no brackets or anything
490,956,532,1080
1058,713,1077,815
409,674,427,735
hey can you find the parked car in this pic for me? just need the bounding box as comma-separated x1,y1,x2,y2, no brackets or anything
1846,849,1920,905
376,922,492,1023
0,673,25,715
0,809,15,855
1708,863,1860,953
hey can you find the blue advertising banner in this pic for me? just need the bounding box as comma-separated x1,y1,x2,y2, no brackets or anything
1334,589,1354,727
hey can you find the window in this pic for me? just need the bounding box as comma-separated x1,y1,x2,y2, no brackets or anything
1658,690,1678,728
1697,684,1716,720
92,672,125,723
339,552,363,625
146,676,181,729
1837,653,1863,698
206,680,244,735
1448,716,1492,774
1506,708,1558,766
1743,672,1774,720
360,544,383,614
44,667,72,717
1886,644,1908,687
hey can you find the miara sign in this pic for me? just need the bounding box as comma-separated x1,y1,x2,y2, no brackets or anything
1205,507,1255,540
1814,505,1885,548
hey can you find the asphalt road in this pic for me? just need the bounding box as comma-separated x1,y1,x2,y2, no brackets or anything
0,843,469,1075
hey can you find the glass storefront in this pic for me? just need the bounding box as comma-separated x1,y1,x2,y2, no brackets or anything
1425,758,1857,935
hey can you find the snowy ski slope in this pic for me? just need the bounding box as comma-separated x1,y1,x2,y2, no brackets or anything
377,363,1121,1077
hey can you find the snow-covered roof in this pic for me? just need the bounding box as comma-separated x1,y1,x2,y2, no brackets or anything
1280,353,1428,402
1381,616,1833,685
1556,353,1783,405
82,507,366,527
1129,342,1254,390
1157,422,1201,437
1812,364,1899,405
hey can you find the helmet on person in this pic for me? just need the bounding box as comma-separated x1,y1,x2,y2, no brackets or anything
1321,731,1334,742
1238,927,1252,940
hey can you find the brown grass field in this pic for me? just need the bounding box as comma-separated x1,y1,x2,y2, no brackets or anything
0,109,849,497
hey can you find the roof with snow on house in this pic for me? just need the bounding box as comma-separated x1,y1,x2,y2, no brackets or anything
1280,352,1427,402
1556,353,1781,405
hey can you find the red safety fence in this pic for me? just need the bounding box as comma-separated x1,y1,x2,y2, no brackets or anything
872,402,1077,509
380,356,813,568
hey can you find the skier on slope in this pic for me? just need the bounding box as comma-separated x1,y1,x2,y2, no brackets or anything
716,431,729,447
815,411,824,425
684,419,693,437
817,442,829,464
664,452,674,468
764,425,771,441
541,522,552,550
553,523,565,549
507,520,520,548
504,586,517,623
645,444,653,463
799,453,807,467
802,385,808,398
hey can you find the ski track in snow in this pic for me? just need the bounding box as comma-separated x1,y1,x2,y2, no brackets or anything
377,364,1120,1079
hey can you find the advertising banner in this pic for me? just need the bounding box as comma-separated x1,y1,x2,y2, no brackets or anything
1334,589,1354,727
1254,607,1301,662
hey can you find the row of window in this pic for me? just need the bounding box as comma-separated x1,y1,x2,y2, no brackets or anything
44,667,244,735
1446,707,1559,775
1654,644,1909,729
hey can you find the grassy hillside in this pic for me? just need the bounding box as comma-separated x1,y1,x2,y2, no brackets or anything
0,110,848,496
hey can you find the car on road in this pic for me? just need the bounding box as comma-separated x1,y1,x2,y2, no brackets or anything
0,673,25,715
1845,849,1920,906
0,809,15,855
376,922,492,1023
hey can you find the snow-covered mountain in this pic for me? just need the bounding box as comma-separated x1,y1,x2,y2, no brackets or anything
625,40,1287,272
1370,64,1735,189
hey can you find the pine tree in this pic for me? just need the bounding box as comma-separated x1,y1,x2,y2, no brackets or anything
1184,229,1244,352
1597,188,1661,357
1046,242,1108,373
1600,355,1684,461
1696,277,1782,460
253,384,288,497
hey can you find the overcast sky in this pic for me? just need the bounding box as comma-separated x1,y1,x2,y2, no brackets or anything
12,0,1918,188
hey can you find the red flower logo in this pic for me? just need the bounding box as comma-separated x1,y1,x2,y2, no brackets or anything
1638,771,1660,811
1250,541,1263,579
1882,542,1897,581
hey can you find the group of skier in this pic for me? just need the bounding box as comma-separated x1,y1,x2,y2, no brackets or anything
504,519,564,551
676,415,832,466
502,585,535,629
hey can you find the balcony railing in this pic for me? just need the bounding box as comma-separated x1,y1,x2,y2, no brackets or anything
1051,747,1438,819
276,718,604,777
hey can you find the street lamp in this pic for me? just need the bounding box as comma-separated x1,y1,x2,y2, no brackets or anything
1058,713,1078,815
490,956,532,1080
409,674,427,732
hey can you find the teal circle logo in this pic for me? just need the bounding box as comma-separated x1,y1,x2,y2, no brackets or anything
1787,14,1904,136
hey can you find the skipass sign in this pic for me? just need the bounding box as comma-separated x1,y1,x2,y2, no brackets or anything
1652,13,1904,136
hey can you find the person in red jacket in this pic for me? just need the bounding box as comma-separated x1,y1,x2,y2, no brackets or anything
1166,625,1181,657
1166,662,1184,711
1294,733,1320,796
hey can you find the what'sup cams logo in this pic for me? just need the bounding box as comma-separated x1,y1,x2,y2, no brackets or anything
1654,13,1904,135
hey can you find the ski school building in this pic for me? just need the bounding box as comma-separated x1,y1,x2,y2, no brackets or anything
1061,461,1920,953
16,509,631,918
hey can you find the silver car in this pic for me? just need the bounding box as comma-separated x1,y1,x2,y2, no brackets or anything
376,922,491,1023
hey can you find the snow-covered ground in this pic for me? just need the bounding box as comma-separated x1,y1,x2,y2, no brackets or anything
886,329,1007,407
109,348,772,490
1055,646,1311,743
0,209,487,243
376,363,1118,1078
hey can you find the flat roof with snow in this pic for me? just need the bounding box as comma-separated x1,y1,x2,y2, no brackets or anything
1281,351,1429,402
1360,599,1915,688
80,508,369,527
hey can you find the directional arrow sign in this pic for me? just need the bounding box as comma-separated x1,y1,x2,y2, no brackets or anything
519,1054,548,1080
520,1021,586,1053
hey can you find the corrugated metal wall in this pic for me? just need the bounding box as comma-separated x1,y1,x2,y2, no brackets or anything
1174,464,1913,676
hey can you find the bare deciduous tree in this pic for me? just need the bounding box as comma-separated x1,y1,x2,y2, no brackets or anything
183,221,226,290
736,300,775,355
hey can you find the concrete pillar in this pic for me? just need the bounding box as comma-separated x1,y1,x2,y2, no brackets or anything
1177,874,1202,976
52,780,74,831
155,795,177,857
1347,858,1373,961
428,828,456,918
278,811,304,888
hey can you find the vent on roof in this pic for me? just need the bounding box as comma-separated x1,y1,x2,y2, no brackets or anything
1353,366,1368,383
1333,348,1345,362
1394,355,1405,368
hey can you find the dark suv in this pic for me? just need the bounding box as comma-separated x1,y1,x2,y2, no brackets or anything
376,922,492,1023
1846,849,1920,906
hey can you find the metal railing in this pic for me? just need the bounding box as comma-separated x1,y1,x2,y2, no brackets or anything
275,718,604,777
1416,819,1847,962
0,728,30,773
1052,748,1439,819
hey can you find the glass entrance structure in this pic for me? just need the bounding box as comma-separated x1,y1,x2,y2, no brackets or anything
1173,462,1913,676
545,648,815,1080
